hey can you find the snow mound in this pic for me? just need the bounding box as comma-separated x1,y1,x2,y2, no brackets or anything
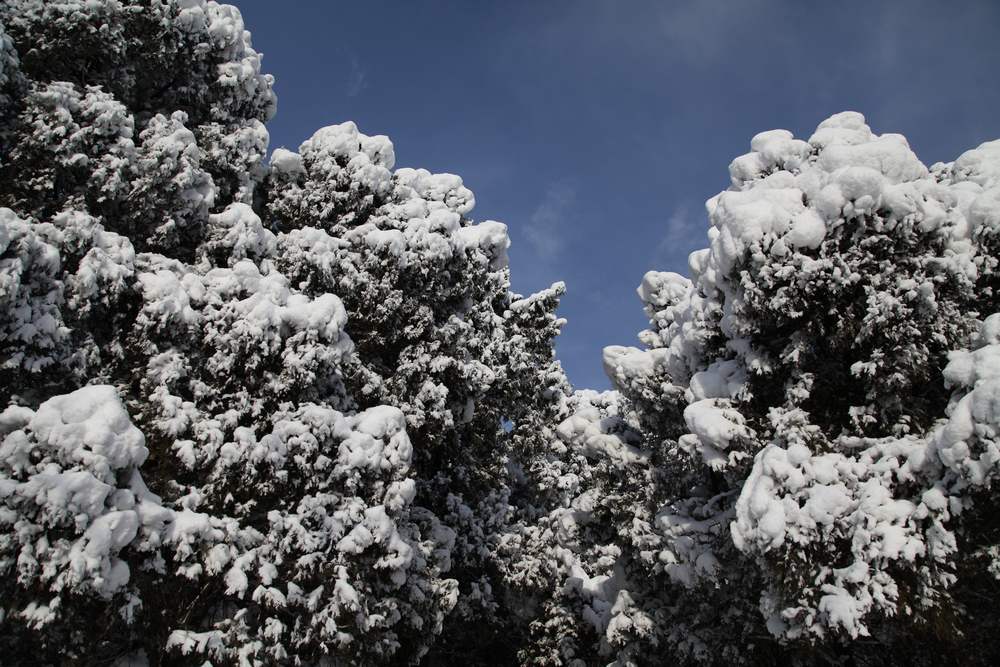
0,386,147,606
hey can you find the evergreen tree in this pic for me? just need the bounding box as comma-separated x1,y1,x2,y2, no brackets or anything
0,1,566,663
545,113,1000,664
4,1,1000,665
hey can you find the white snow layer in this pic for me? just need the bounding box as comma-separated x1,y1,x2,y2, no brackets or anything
0,382,431,630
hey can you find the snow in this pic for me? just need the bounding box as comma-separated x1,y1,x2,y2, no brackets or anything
454,220,511,269
299,121,393,196
688,359,745,401
729,129,811,185
0,208,70,372
556,396,647,467
949,139,1000,189
30,386,148,474
731,424,951,640
602,344,666,384
269,147,304,175
136,269,203,328
6,3,1000,657
818,133,928,183
337,405,413,474
0,386,150,603
138,259,354,363
395,168,476,216
683,399,748,452
204,202,276,262
637,270,690,309
808,110,874,148
929,320,1000,489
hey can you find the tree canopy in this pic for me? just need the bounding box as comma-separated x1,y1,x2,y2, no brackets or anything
1,1,1000,665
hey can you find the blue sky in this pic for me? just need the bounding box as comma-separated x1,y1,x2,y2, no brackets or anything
237,0,1000,390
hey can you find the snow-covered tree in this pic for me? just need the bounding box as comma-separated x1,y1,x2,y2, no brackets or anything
489,113,1000,667
260,119,574,663
5,0,1000,664
0,1,566,664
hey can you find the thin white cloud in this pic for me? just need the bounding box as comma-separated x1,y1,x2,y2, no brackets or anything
653,203,704,266
346,53,367,97
658,0,773,65
525,183,575,259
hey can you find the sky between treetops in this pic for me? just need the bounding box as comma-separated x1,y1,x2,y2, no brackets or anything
237,0,1000,390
